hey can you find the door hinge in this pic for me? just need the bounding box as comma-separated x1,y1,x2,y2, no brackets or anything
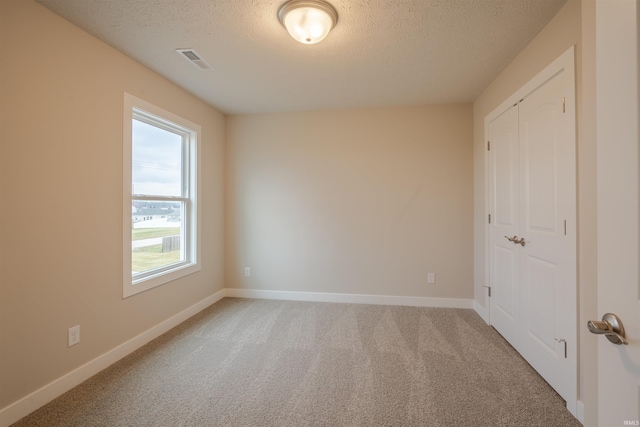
555,338,567,358
487,140,490,151
483,285,491,297
564,220,567,236
488,213,491,224
562,97,566,113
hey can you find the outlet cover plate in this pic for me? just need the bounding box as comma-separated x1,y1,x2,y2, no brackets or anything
68,325,80,347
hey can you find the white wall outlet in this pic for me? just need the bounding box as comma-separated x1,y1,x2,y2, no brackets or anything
68,325,80,347
244,267,251,277
427,273,436,284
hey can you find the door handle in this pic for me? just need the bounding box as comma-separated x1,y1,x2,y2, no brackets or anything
504,235,526,246
587,313,628,345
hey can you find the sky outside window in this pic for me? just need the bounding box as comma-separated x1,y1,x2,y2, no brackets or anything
132,119,182,197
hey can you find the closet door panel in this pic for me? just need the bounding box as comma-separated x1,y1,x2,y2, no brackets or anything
488,105,520,348
518,70,576,404
523,255,557,354
521,102,558,234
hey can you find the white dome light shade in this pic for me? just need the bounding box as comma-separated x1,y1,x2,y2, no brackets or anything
278,0,338,45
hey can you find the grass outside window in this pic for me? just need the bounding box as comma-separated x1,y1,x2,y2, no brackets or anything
132,244,181,273
132,227,180,241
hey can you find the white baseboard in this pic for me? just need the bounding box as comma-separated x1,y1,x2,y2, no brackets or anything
575,400,584,424
225,288,474,309
473,299,490,324
0,289,226,427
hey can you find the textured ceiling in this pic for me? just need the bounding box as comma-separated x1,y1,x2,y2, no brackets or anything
35,0,567,114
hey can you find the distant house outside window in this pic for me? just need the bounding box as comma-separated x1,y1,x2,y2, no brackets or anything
123,93,201,298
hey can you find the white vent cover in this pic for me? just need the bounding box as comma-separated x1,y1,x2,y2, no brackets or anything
176,49,213,70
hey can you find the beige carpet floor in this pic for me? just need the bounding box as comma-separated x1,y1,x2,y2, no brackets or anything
13,298,581,426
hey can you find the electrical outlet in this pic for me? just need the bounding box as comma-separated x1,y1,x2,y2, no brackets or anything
244,267,251,277
427,273,436,284
68,325,80,347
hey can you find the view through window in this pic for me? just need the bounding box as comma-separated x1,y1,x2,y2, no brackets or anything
123,93,200,297
131,118,185,275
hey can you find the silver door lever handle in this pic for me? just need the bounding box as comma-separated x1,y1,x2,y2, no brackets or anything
587,313,628,345
504,235,526,246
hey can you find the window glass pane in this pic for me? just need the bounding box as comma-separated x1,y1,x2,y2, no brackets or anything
132,119,183,197
131,200,184,275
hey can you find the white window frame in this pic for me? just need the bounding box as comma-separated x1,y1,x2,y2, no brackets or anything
123,93,201,298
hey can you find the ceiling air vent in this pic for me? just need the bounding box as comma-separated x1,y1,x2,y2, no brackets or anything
176,49,213,70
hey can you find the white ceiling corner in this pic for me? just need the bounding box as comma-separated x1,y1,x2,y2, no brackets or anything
34,0,567,114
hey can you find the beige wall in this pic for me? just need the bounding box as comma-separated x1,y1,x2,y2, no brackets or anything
473,0,597,423
226,105,473,299
0,0,225,409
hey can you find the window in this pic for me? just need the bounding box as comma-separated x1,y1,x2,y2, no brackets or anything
123,93,200,298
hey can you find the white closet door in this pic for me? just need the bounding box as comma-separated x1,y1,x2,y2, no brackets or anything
488,105,521,347
486,47,577,413
518,69,576,407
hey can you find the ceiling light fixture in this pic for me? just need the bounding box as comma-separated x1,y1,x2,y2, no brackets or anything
278,0,338,45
